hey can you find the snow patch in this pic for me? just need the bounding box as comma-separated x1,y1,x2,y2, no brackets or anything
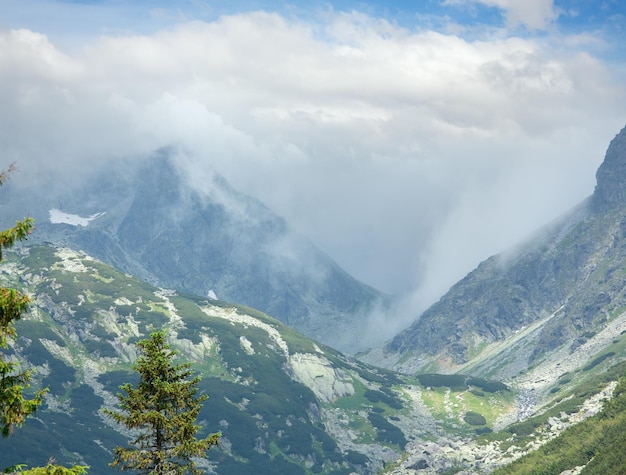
49,208,105,226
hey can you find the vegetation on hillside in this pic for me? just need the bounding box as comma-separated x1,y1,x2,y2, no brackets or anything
0,244,422,474
0,165,86,474
491,362,626,474
104,331,220,474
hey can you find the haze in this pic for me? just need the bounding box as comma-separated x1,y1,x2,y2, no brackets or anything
1,0,625,318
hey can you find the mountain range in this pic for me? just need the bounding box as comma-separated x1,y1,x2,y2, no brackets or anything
368,126,626,380
0,244,515,474
1,150,389,355
2,124,626,474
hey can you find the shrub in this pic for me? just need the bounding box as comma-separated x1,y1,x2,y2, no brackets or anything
464,411,487,426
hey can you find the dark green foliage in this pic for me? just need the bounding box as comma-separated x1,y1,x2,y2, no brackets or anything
492,367,626,474
417,374,508,393
557,373,572,385
364,389,403,410
351,364,402,387
1,395,126,471
98,370,136,390
20,246,59,269
464,411,486,426
14,321,65,347
583,352,615,371
89,324,113,340
345,450,369,466
83,338,117,358
103,331,220,475
41,358,75,395
475,427,492,435
135,310,168,333
20,339,51,366
367,412,407,447
0,175,86,474
0,205,45,439
467,377,508,393
3,243,397,474
71,384,104,416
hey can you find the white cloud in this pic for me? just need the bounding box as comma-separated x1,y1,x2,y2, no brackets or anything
1,10,625,310
446,0,558,29
489,0,557,29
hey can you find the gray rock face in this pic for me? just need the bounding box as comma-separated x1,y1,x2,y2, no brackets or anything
592,125,626,212
2,151,389,353
1,245,418,474
380,124,626,375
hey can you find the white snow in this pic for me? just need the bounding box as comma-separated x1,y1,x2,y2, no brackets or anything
49,208,105,226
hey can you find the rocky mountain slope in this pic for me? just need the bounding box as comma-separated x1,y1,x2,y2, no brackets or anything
383,359,626,474
1,151,389,354
0,244,517,474
0,245,405,474
488,366,626,475
369,125,626,388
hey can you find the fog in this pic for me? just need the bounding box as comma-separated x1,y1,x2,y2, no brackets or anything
1,1,625,321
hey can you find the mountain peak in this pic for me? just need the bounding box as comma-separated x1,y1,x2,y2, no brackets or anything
592,124,626,212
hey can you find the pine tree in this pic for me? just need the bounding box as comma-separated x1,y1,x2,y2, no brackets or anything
0,164,45,438
0,164,87,473
104,331,220,474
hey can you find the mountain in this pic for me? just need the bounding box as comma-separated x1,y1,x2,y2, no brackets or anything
0,244,519,474
488,364,626,475
366,125,626,385
367,125,626,474
1,150,389,354
384,358,626,474
5,125,626,473
0,245,404,474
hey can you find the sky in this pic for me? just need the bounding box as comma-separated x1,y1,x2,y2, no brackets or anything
1,0,626,320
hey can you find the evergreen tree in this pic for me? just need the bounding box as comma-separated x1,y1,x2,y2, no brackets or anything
0,164,45,438
0,164,87,473
104,331,220,474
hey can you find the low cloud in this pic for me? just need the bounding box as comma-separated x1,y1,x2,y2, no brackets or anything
1,9,625,320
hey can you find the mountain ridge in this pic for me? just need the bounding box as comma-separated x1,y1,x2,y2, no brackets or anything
1,150,390,354
0,243,516,474
367,124,626,383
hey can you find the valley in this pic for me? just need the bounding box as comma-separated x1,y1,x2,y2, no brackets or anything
2,125,626,473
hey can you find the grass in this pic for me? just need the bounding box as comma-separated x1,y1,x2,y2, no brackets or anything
480,360,626,455
491,368,626,474
415,373,515,434
5,244,422,474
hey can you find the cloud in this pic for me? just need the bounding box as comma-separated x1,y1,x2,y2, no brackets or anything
486,0,557,29
445,0,558,29
1,9,625,312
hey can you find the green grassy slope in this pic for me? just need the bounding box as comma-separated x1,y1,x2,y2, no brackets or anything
490,362,626,475
0,245,426,474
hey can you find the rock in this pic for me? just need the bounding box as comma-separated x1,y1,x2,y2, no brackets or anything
374,124,626,381
287,353,355,403
592,125,626,212
5,151,391,354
